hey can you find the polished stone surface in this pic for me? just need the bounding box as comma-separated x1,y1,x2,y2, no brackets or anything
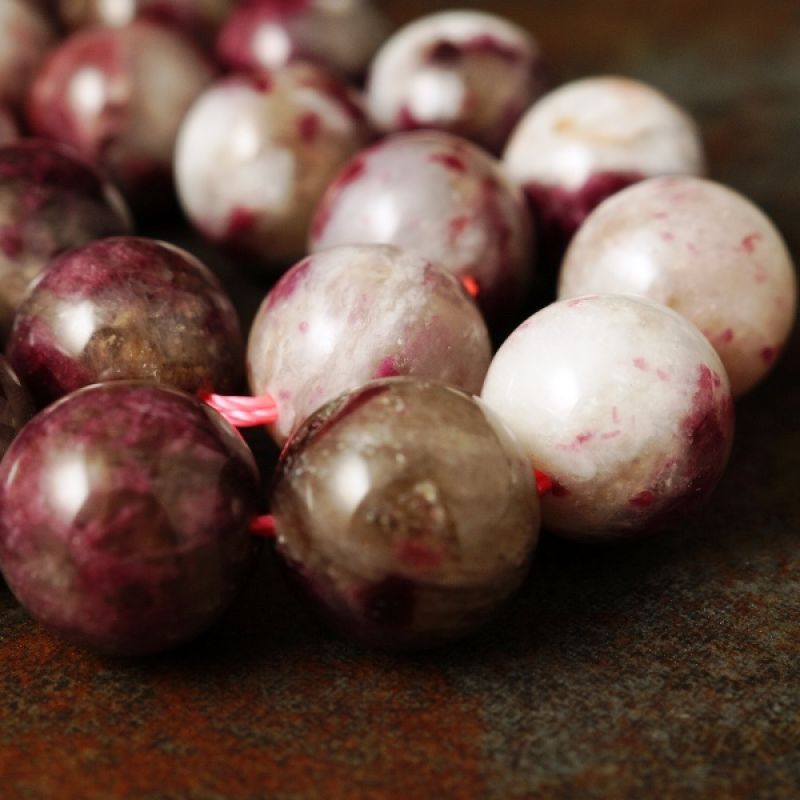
247,244,491,444
559,176,797,396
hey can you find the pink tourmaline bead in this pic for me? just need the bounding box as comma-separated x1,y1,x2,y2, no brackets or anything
217,0,389,80
26,22,215,207
0,0,55,111
247,244,492,445
310,131,533,325
0,140,133,341
481,294,735,540
175,64,370,271
0,382,260,656
366,10,548,154
503,76,706,244
559,177,798,396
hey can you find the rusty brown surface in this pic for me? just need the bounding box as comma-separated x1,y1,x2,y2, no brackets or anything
1,1,800,798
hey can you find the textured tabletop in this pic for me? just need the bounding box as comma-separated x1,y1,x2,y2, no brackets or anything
1,1,799,798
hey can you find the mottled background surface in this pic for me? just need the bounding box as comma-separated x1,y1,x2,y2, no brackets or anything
1,1,799,797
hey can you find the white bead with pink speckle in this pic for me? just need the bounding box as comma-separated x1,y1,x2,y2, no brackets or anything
559,176,797,396
366,11,548,153
175,64,370,271
248,244,492,445
503,76,706,241
481,294,734,540
310,131,533,325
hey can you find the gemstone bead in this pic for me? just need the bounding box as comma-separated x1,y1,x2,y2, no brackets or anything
26,21,215,207
481,294,735,540
175,64,370,271
0,382,260,656
0,140,133,341
272,378,540,649
310,131,534,325
559,176,798,395
247,244,492,444
7,236,243,405
503,76,706,245
366,11,548,153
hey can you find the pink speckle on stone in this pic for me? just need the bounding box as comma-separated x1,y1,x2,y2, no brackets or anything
298,112,321,143
657,369,671,382
267,258,312,310
227,207,257,237
298,321,309,333
741,232,763,253
630,490,656,508
633,357,648,371
375,357,400,378
430,152,467,173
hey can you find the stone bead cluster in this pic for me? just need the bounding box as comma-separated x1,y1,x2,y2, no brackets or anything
0,2,794,656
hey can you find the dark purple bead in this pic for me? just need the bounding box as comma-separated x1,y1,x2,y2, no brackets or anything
0,140,133,341
0,381,261,656
0,355,34,460
6,236,244,406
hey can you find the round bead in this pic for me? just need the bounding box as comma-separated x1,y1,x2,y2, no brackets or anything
503,76,706,243
247,244,492,444
559,177,798,396
175,65,370,271
0,105,18,145
0,356,34,460
366,11,547,153
272,378,540,649
310,131,533,324
217,0,390,80
481,294,734,540
0,382,260,656
0,140,133,341
0,0,55,111
58,0,234,42
7,237,243,405
26,22,215,207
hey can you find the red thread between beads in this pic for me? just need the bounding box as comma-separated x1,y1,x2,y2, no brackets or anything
250,515,276,538
462,275,480,298
534,469,553,496
201,393,279,428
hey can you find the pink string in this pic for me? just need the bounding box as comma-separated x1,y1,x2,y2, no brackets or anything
202,392,279,428
462,275,480,298
534,469,553,497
